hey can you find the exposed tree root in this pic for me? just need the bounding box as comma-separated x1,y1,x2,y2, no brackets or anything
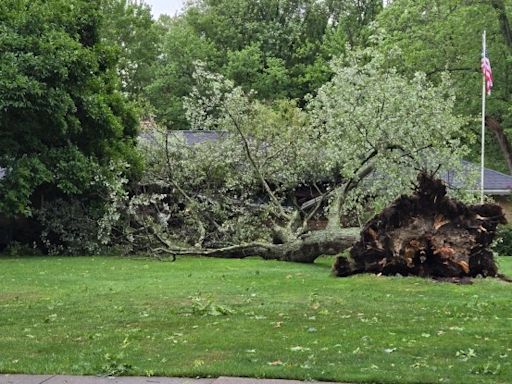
333,173,507,278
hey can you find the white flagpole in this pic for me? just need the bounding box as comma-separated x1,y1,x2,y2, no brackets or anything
481,30,486,204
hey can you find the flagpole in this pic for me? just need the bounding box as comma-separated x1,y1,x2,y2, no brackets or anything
481,30,486,204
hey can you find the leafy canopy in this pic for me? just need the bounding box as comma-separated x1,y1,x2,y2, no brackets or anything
100,0,161,100
147,0,383,129
376,0,512,172
0,0,139,216
130,48,469,249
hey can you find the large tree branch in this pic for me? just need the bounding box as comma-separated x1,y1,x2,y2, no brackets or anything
326,149,379,231
146,229,358,263
163,134,207,246
224,108,290,221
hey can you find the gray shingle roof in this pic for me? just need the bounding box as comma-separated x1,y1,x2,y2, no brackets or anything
180,130,229,145
138,130,228,146
138,130,512,196
443,160,512,195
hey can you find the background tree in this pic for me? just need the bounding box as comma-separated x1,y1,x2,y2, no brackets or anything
146,0,383,130
0,0,139,250
377,0,512,173
145,18,220,130
100,0,161,101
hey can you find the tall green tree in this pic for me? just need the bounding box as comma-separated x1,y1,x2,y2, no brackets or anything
100,0,161,100
0,0,139,216
147,0,383,130
377,0,512,173
146,18,220,130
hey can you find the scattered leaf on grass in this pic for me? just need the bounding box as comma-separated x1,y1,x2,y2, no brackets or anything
456,348,477,361
193,359,204,368
470,363,501,375
290,346,311,352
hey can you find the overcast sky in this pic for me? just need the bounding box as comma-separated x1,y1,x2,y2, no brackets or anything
144,0,186,18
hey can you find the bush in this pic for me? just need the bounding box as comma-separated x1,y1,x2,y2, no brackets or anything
34,162,130,255
493,224,512,256
3,241,42,257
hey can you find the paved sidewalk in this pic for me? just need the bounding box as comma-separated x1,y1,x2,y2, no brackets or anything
0,375,342,384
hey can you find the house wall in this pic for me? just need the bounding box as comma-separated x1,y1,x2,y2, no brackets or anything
494,195,512,223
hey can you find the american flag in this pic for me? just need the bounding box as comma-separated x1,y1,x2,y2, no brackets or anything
481,49,493,96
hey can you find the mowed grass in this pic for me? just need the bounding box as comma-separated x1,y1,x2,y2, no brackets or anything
0,256,511,384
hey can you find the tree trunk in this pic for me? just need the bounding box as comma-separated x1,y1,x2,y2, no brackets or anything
491,0,512,49
333,173,507,278
157,229,358,263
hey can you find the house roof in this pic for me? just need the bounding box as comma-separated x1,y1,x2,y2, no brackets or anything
164,131,512,195
5,132,509,194
180,130,229,145
444,160,512,195
138,130,229,146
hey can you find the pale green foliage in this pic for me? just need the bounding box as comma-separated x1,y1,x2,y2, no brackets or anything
309,48,471,212
135,129,274,247
37,162,130,255
129,47,471,250
376,0,512,172
184,62,322,191
184,49,470,221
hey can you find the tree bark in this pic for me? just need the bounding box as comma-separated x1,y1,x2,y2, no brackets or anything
155,229,358,263
491,0,512,49
486,117,512,174
333,173,506,278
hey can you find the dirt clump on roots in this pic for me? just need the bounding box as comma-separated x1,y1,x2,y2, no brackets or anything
333,173,507,280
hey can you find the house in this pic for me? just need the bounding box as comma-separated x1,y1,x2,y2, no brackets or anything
444,160,512,219
3,130,512,203
142,131,512,214
444,160,512,196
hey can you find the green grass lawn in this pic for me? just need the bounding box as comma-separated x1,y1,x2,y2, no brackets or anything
0,256,511,384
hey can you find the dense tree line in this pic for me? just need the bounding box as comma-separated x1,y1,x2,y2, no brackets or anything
0,0,137,213
146,0,382,129
1,0,511,255
0,0,140,251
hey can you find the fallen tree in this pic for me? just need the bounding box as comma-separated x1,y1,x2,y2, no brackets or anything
334,173,507,278
149,228,358,262
108,49,472,263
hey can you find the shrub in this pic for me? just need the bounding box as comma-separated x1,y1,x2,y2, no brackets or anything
493,224,512,256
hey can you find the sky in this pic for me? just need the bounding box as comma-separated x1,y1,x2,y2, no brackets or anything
144,0,186,18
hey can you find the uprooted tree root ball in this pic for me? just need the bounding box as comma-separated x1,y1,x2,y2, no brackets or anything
333,173,507,278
